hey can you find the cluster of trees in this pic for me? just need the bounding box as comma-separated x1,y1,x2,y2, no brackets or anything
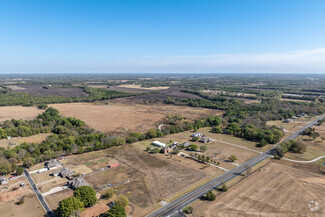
0,108,126,173
275,140,306,158
303,127,319,140
57,186,97,217
204,191,216,201
225,123,284,144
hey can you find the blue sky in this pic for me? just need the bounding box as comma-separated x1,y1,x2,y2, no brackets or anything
0,0,325,73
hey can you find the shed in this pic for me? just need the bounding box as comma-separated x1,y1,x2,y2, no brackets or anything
181,142,191,148
152,141,166,147
0,176,7,185
191,133,203,137
199,137,212,143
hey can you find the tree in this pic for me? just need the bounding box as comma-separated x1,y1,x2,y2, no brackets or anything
211,126,222,134
104,205,126,217
188,144,199,151
228,155,237,162
115,195,128,207
257,139,268,147
192,136,199,142
73,186,97,208
220,182,228,192
103,188,115,199
57,196,84,217
205,191,216,201
16,166,24,175
183,206,193,214
200,145,208,152
23,157,36,167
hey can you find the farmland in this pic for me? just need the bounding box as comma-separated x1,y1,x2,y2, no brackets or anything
0,106,42,123
190,162,325,217
0,133,51,148
11,84,88,97
50,102,224,133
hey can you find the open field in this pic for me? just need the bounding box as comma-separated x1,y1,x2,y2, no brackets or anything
111,86,204,101
0,106,42,123
45,189,74,210
12,84,88,97
0,133,51,148
284,125,325,162
0,176,44,217
50,102,224,133
118,84,170,90
197,128,270,151
190,162,325,217
0,195,45,217
280,98,312,103
267,116,316,132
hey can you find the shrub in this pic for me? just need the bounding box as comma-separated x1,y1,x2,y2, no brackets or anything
205,191,216,201
115,195,128,208
183,206,193,214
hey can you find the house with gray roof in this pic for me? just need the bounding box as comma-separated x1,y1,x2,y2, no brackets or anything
45,159,61,170
181,142,191,148
68,177,89,190
52,167,74,179
199,137,212,143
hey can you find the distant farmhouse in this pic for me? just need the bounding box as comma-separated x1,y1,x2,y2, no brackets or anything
199,137,212,143
45,159,61,170
52,167,74,179
68,177,89,190
161,146,173,154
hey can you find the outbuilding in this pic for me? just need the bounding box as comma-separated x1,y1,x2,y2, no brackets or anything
152,140,166,147
191,133,203,137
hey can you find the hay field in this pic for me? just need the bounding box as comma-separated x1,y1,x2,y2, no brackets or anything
0,106,42,123
191,162,325,217
0,133,51,148
50,103,224,133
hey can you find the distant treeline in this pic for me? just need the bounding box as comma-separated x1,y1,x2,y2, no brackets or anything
0,87,133,106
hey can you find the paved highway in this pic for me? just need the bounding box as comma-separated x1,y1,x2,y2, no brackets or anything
24,169,54,217
148,114,325,217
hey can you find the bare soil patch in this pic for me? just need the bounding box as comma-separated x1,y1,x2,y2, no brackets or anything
50,102,224,133
0,106,42,123
191,162,325,217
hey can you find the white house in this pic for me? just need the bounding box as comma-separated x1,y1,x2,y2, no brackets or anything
152,140,166,147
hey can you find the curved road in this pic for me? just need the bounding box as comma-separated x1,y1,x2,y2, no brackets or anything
283,155,325,163
147,114,325,217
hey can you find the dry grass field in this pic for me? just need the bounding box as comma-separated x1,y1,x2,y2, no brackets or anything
0,106,42,123
284,125,325,162
0,195,45,217
267,116,316,132
118,84,170,90
0,133,51,148
50,103,224,133
45,189,74,210
190,162,325,217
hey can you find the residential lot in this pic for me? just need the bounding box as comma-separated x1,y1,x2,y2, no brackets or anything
50,102,224,133
190,162,325,217
266,116,315,132
0,106,42,123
